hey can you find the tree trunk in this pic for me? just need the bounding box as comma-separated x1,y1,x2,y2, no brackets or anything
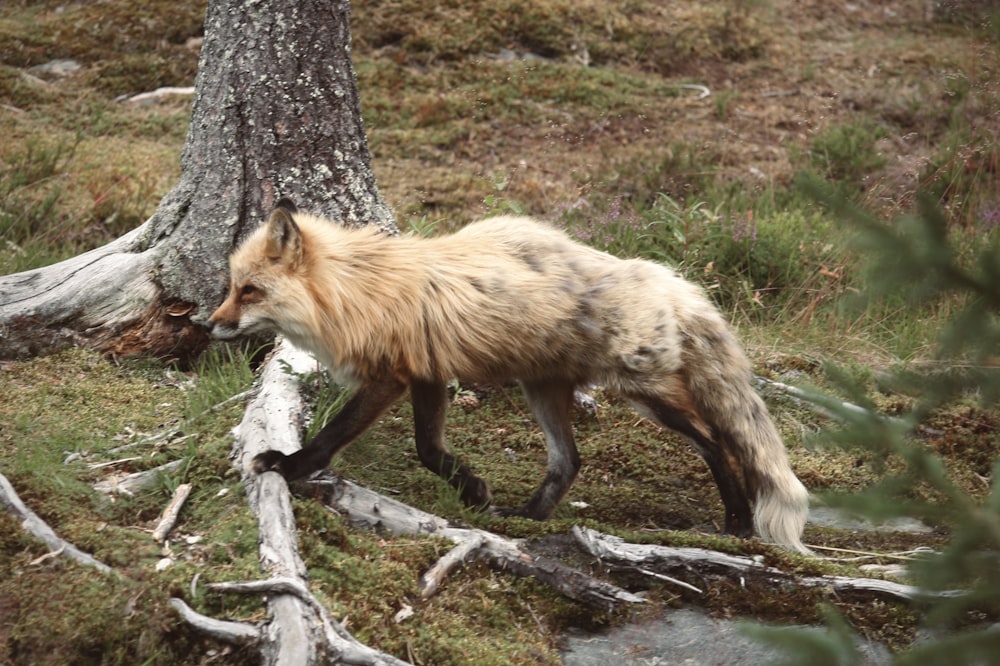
0,0,394,363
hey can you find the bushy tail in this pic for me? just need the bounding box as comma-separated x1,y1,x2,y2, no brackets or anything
684,317,811,554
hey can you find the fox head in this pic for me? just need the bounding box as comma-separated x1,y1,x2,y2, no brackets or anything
208,199,311,342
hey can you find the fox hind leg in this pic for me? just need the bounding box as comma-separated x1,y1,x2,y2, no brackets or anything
629,393,754,538
410,379,493,508
504,379,581,520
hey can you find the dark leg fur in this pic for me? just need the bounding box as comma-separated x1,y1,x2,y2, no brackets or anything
631,394,753,538
410,379,493,508
506,380,580,519
253,377,406,481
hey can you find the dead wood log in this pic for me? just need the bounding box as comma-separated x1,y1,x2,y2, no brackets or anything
93,459,186,495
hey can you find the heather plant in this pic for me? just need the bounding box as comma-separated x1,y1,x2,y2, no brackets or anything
562,196,651,258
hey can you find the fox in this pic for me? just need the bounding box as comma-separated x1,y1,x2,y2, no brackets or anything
208,199,811,553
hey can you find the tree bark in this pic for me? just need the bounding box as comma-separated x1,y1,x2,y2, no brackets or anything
0,0,394,363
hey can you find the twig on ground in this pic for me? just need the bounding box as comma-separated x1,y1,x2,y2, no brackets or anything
122,86,196,105
93,459,186,495
152,482,193,542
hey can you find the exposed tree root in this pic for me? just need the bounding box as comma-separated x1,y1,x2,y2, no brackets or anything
169,598,260,646
213,340,412,665
174,341,644,663
2,340,957,664
308,473,646,610
166,339,963,663
0,471,114,575
573,526,961,603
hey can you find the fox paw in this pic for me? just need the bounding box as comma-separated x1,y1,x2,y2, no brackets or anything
458,477,493,510
489,504,546,520
490,506,531,519
252,450,288,476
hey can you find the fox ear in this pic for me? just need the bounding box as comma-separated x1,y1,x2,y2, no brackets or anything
264,206,303,265
274,197,298,214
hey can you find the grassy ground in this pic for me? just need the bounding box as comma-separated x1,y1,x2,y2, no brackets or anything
2,0,1000,663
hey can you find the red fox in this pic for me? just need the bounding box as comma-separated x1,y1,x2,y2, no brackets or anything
209,200,810,553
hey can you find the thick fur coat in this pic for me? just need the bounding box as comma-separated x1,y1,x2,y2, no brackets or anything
210,202,810,553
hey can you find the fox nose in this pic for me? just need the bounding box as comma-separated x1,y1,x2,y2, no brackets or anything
204,318,224,337
206,320,240,340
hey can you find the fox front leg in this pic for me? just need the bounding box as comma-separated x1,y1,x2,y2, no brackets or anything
252,377,407,481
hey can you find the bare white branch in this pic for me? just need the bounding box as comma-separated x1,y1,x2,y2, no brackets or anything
0,472,114,575
93,459,186,495
152,483,193,543
169,598,260,645
573,526,963,603
221,341,414,666
311,474,647,610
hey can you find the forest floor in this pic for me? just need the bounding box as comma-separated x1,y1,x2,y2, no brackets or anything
1,0,999,664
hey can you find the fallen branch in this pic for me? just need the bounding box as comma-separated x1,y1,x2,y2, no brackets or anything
755,375,903,425
152,482,193,542
93,459,186,495
309,474,646,611
573,526,963,603
0,471,114,575
207,578,411,665
122,86,196,105
672,82,711,99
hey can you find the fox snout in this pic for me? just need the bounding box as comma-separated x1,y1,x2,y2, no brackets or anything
206,298,241,339
206,318,241,340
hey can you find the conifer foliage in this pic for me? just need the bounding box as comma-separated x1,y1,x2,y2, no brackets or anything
752,179,1000,664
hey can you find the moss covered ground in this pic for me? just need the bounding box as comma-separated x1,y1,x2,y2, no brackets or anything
2,0,999,663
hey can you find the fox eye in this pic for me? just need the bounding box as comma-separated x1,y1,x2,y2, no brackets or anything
239,284,262,300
